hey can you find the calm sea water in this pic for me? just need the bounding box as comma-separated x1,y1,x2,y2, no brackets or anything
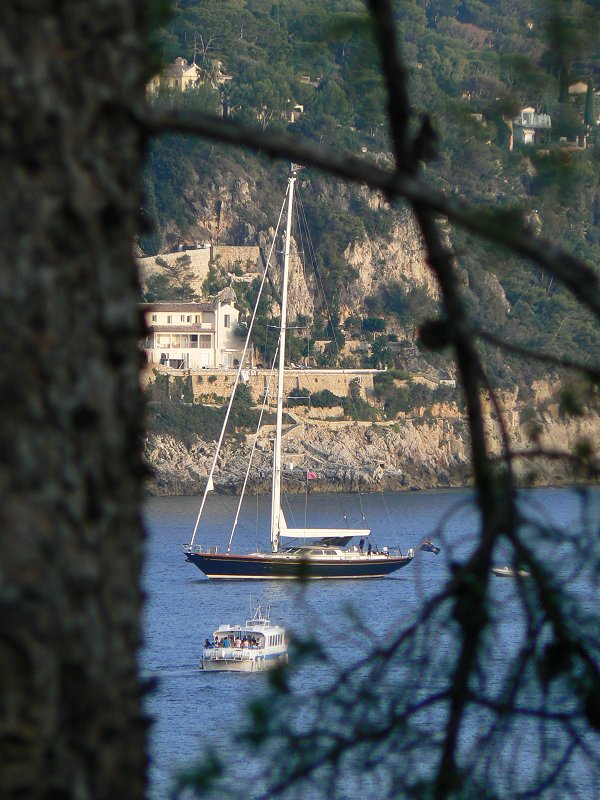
141,488,600,799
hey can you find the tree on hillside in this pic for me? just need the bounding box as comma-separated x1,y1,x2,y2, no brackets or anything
144,253,200,301
584,81,596,127
3,2,600,800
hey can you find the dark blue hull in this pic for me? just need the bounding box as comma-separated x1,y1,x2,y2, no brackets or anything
184,551,413,579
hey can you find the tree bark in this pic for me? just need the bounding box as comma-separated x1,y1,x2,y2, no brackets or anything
0,2,147,798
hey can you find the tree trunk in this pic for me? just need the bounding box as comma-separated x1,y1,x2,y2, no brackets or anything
0,2,147,798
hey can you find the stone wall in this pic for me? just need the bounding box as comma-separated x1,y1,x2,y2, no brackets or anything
141,365,378,403
138,244,264,297
213,245,263,270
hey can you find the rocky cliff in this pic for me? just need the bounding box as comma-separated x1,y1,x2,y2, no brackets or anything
144,399,599,496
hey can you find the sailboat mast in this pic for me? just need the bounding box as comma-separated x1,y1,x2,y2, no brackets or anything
270,171,297,553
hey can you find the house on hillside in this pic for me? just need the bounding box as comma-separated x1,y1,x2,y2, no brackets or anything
146,57,233,95
510,107,552,148
288,103,304,123
141,288,247,370
147,57,202,93
569,80,589,96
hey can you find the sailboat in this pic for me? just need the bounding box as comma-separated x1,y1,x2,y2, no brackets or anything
182,166,415,579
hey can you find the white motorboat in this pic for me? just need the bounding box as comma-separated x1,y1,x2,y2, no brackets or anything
201,604,288,672
491,565,531,578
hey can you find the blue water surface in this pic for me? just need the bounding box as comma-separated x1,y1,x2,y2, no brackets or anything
141,487,600,799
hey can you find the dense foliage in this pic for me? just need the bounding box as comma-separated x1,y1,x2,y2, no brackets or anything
142,0,600,387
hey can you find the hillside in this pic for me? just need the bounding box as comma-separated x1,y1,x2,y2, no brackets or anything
143,1,599,377
140,0,600,491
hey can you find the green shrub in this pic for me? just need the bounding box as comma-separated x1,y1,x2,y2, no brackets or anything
311,389,342,408
287,387,311,407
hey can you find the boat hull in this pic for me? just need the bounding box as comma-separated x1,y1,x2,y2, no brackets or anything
185,551,413,579
491,567,530,578
201,651,287,672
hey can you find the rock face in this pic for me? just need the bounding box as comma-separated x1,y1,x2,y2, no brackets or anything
143,404,599,496
152,168,436,327
343,209,436,316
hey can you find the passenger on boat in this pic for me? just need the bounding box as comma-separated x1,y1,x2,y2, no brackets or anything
222,638,229,648
359,538,365,553
367,543,372,557
204,638,212,649
382,546,389,556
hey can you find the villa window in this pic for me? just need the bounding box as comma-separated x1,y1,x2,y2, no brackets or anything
167,315,172,324
151,314,157,322
199,335,212,349
224,314,230,328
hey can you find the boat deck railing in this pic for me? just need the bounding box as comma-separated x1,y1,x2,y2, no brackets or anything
183,543,219,555
185,544,415,559
203,647,264,661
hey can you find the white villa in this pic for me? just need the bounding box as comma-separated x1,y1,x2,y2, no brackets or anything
147,56,233,95
147,57,202,93
512,107,552,146
141,289,246,370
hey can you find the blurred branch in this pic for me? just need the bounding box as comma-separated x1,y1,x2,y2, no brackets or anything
142,107,600,319
474,328,600,383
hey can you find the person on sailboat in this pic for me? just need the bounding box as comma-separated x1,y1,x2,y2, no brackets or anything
359,538,365,553
367,543,372,557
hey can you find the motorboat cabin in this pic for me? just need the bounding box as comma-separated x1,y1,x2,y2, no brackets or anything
201,605,288,672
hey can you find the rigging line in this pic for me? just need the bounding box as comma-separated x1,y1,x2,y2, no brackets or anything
357,489,368,527
295,190,376,532
226,340,280,553
304,472,308,531
189,184,289,547
297,190,353,378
